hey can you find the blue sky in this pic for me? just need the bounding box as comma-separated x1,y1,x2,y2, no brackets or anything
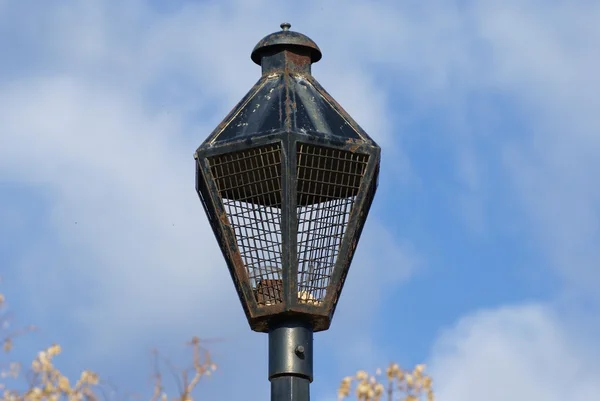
1,0,600,400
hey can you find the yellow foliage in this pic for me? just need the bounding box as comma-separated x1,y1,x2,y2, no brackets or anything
338,363,435,401
1,288,216,401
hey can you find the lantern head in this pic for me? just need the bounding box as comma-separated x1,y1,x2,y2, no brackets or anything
195,24,380,332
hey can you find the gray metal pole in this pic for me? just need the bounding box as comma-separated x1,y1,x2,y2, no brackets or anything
269,320,313,401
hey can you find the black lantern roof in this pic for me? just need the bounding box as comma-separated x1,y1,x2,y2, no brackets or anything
195,23,380,333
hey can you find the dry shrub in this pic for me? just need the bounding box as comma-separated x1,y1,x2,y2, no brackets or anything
1,286,216,401
338,363,434,401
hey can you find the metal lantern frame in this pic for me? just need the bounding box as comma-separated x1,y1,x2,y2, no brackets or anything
195,24,380,335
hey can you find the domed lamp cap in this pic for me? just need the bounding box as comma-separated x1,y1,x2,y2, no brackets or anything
251,23,322,65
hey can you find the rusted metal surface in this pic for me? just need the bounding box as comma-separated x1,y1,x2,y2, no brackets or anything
195,157,258,323
194,23,381,333
255,279,284,305
251,23,322,66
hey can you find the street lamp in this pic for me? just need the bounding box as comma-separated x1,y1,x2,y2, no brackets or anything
194,23,380,401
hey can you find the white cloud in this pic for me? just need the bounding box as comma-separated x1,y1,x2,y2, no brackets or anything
0,75,235,346
469,0,600,299
430,304,600,401
419,2,600,398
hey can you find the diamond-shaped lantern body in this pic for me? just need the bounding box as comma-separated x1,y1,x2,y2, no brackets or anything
195,24,380,333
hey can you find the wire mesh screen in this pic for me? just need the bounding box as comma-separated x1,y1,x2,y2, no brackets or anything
330,163,379,309
296,143,369,305
207,143,284,306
